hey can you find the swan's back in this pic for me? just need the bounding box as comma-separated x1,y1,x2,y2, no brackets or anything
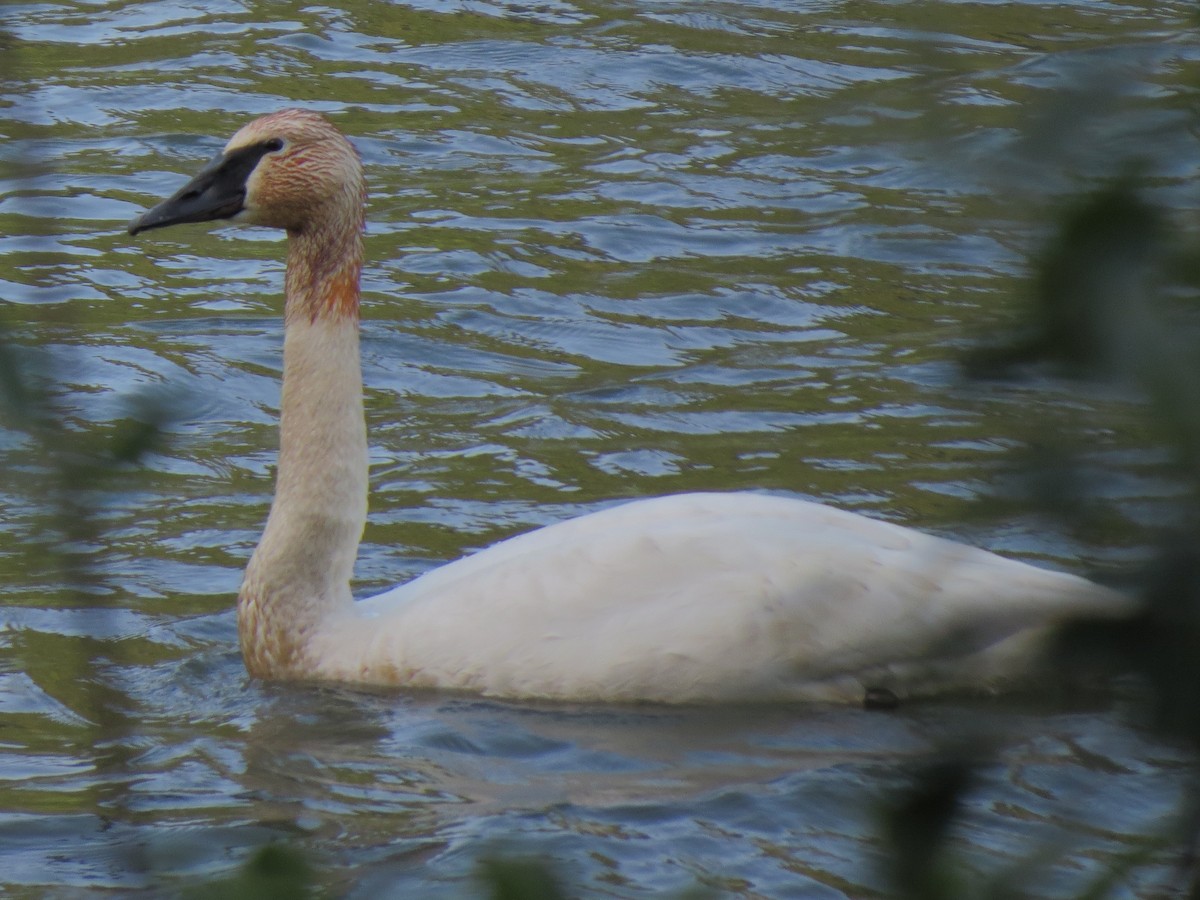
312,492,1124,702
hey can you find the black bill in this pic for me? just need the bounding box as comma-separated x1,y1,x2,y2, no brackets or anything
127,139,281,236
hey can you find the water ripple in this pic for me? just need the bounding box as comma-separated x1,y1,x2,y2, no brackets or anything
0,0,1196,895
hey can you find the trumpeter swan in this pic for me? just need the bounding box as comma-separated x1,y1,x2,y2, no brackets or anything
128,109,1128,703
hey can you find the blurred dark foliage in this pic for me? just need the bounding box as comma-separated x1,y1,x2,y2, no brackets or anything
882,757,977,900
478,857,570,900
884,177,1200,898
0,321,172,586
0,31,181,878
1059,541,1200,750
965,184,1166,378
184,844,314,900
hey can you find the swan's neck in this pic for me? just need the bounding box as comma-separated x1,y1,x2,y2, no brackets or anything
238,222,367,676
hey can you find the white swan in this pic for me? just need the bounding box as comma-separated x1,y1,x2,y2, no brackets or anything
128,109,1129,704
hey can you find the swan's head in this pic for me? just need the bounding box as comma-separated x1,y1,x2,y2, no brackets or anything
128,109,365,237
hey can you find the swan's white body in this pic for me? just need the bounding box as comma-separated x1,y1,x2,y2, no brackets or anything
319,491,1116,703
131,110,1129,704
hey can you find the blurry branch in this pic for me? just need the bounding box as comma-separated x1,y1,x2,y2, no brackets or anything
881,757,976,900
0,38,175,755
968,183,1200,474
184,844,313,900
975,178,1200,754
968,183,1166,376
0,325,34,423
0,28,171,584
0,339,179,788
883,19,1200,889
0,322,172,590
478,856,570,900
882,747,1179,900
887,168,1200,894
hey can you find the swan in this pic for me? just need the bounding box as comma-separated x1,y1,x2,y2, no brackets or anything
128,109,1129,704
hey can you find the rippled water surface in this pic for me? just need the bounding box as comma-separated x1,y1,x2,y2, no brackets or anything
2,0,1200,895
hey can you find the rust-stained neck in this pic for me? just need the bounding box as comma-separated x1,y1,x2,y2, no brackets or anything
237,113,370,675
284,209,365,325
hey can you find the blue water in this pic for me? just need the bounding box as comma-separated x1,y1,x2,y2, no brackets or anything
0,0,1197,894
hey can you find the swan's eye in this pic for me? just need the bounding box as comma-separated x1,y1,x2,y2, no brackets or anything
264,138,284,153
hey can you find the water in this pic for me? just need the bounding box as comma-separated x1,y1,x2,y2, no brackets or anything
1,0,1198,895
